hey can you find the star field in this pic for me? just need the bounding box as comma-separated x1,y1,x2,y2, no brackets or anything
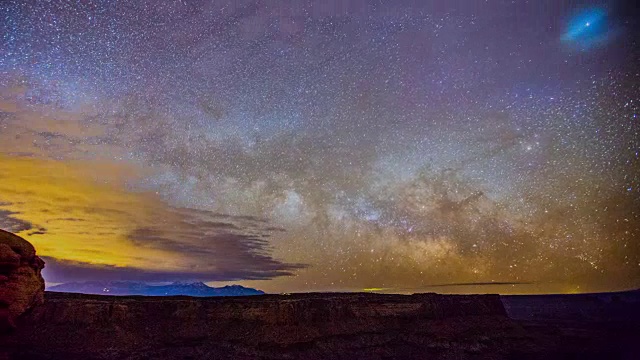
0,0,639,294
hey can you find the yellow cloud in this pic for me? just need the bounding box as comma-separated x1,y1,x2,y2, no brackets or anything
0,154,182,270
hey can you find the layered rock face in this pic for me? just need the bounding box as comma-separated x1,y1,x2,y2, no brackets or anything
2,291,639,359
0,230,45,332
4,292,517,359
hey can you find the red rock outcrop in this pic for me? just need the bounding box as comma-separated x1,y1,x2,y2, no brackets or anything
0,229,45,332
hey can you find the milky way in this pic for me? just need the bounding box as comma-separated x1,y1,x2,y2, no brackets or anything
1,0,639,294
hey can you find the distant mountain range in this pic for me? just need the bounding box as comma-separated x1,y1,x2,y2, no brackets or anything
48,281,265,297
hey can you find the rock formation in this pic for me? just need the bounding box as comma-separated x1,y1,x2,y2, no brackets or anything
0,229,45,332
4,292,516,359
2,291,638,359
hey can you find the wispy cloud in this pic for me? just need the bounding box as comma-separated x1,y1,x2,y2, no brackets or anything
425,282,535,287
0,207,35,233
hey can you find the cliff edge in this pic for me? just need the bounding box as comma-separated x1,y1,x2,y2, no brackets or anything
3,291,518,359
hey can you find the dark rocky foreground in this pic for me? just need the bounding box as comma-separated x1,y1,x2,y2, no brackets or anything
1,290,639,360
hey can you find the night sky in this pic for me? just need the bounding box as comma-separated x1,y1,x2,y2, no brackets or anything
1,0,639,294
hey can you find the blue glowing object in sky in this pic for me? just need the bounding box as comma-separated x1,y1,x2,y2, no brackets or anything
562,8,611,50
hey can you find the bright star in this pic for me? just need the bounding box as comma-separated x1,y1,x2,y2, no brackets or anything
561,7,613,51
